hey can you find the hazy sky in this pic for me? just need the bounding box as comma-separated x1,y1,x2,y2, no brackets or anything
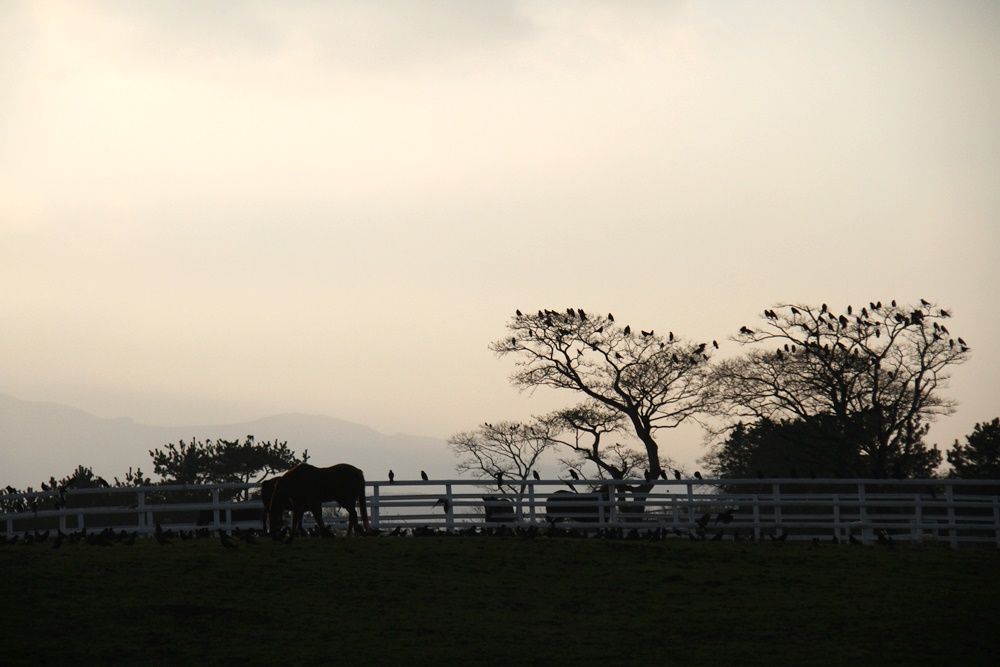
2,0,998,471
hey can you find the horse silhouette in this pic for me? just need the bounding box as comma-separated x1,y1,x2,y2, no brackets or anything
267,463,370,540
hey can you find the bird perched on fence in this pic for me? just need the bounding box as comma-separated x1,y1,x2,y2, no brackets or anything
388,470,395,483
694,471,703,480
421,470,429,481
433,497,450,513
532,470,540,481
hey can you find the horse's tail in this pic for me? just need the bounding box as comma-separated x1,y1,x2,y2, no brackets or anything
267,478,286,534
358,473,370,534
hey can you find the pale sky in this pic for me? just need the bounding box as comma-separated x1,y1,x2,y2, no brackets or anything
2,0,998,472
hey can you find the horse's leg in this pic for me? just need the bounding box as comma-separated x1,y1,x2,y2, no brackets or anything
346,506,359,536
288,503,306,542
312,503,330,537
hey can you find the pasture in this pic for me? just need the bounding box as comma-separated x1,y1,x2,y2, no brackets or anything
1,533,997,666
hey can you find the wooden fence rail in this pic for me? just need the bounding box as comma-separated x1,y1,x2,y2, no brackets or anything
2,478,998,548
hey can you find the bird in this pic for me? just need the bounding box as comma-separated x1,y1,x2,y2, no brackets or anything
658,469,668,481
716,510,735,524
388,470,395,483
623,325,631,336
219,529,238,550
712,340,719,349
433,497,450,513
154,524,171,546
532,470,541,481
420,470,429,481
516,309,522,317
693,471,703,480
673,469,681,480
569,469,580,480
920,298,930,307
494,471,504,488
608,313,614,322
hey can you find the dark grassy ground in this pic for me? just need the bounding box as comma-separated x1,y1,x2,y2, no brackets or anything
1,532,997,666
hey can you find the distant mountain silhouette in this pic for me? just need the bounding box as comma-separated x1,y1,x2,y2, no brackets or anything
0,393,453,489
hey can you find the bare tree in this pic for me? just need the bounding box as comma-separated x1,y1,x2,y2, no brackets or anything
448,421,555,493
711,300,969,478
490,308,714,480
537,402,681,481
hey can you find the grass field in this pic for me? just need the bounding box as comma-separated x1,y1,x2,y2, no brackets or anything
1,531,997,666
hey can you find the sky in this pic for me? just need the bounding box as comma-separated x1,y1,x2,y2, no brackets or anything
2,0,998,474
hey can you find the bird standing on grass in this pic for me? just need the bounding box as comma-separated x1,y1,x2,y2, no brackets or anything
219,529,239,551
154,524,171,546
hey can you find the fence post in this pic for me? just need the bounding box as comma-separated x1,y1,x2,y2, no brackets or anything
752,494,761,542
772,483,782,534
136,490,146,531
945,483,958,550
686,483,695,527
858,482,869,545
606,482,617,527
445,483,455,532
994,495,1000,550
370,484,380,531
527,483,536,523
832,494,841,543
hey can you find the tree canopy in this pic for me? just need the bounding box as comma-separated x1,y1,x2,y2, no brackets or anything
149,435,306,497
448,421,555,492
710,300,967,478
490,308,714,479
947,418,1000,479
704,415,941,481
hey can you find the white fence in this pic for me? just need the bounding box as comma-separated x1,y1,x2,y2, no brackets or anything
2,478,998,549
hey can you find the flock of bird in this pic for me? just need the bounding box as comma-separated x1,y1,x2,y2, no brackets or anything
386,468,706,489
0,524,266,550
741,300,969,359
508,302,969,370
0,520,887,548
